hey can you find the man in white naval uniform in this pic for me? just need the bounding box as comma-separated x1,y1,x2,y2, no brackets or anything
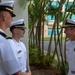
62,19,75,75
0,1,21,75
8,19,31,75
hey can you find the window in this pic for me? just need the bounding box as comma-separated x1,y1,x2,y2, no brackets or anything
48,29,60,36
71,14,75,20
46,1,59,21
65,2,73,11
51,1,59,8
46,15,55,20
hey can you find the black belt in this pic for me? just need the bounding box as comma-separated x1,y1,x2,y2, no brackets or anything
71,71,75,74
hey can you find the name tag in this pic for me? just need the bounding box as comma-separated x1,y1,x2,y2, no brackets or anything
18,50,21,53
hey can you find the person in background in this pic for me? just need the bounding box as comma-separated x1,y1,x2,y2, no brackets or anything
62,19,75,75
9,19,31,75
0,1,21,75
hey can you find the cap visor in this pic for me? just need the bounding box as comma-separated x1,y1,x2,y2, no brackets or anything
21,27,27,29
24,27,27,29
20,26,27,29
12,13,16,17
61,26,70,28
17,27,27,29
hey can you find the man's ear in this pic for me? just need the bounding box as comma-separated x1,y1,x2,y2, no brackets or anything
14,29,17,33
2,12,6,21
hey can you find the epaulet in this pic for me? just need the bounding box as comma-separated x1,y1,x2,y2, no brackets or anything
6,37,12,39
0,32,12,39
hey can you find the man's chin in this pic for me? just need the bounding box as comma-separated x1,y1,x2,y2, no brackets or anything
21,35,24,37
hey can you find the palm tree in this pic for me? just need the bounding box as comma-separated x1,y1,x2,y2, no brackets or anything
18,0,75,75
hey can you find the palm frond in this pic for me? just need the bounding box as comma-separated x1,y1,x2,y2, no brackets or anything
18,0,28,9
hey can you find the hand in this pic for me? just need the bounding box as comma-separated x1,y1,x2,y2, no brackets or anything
19,71,27,75
27,71,31,75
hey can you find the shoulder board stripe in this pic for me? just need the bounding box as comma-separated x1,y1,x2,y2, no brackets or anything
0,32,12,39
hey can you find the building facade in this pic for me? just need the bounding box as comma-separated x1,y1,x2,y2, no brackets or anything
44,0,75,37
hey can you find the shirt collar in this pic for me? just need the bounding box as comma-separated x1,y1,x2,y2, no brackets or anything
0,29,5,33
12,38,20,43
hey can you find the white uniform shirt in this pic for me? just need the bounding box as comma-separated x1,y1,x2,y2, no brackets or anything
8,39,27,72
66,40,75,75
0,29,20,75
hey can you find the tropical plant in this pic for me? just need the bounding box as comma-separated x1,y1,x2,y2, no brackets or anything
18,0,75,75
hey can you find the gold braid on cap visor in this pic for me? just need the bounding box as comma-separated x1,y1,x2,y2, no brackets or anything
14,26,25,28
5,7,13,12
63,25,75,27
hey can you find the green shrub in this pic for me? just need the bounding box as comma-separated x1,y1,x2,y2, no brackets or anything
29,44,59,69
29,46,40,65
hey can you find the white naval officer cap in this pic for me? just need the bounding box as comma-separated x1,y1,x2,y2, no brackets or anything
61,19,75,28
0,1,16,17
10,19,27,32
